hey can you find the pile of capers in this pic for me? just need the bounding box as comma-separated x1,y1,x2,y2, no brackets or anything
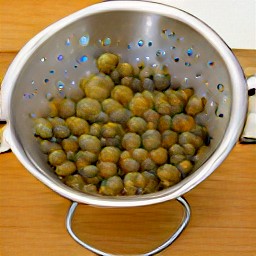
34,52,210,196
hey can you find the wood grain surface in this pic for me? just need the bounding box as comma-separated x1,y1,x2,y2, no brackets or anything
0,1,256,256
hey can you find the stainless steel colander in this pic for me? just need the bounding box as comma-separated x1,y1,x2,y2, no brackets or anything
0,1,247,255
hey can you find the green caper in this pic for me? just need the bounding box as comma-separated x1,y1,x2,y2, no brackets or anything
58,98,76,119
99,146,121,163
158,115,172,133
78,134,101,154
121,76,133,87
141,130,161,151
66,117,90,136
170,154,186,165
161,130,178,149
48,150,67,166
178,132,203,149
172,113,196,132
182,144,196,157
84,74,114,102
61,137,79,153
139,66,154,81
127,117,147,135
99,176,124,196
101,122,124,138
64,174,85,191
169,144,185,155
55,161,77,176
140,158,157,172
193,145,209,162
111,85,134,107
53,125,70,139
153,73,170,91
81,184,98,194
97,161,117,179
116,62,134,78
185,95,206,116
109,108,132,125
142,90,154,109
75,150,98,164
119,158,140,173
47,101,58,117
154,92,171,115
142,78,155,91
122,132,141,150
142,171,159,194
129,93,151,117
76,98,101,122
40,140,61,154
149,147,168,165
157,164,181,188
130,78,143,92
78,165,99,178
176,160,193,175
124,172,146,195
164,89,184,116
34,118,53,139
48,116,66,126
89,123,102,138
110,69,120,84
102,98,123,115
131,148,149,163
97,53,119,74
143,109,160,128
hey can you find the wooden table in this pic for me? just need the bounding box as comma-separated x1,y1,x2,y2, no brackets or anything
0,1,256,255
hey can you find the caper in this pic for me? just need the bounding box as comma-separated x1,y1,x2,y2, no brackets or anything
84,74,114,102
176,160,193,175
127,117,147,135
89,123,102,138
131,148,149,163
99,146,121,163
142,171,159,194
172,113,196,132
178,132,203,149
66,117,90,136
153,73,170,91
101,98,123,115
129,93,151,117
122,132,141,150
140,158,157,172
34,118,53,139
154,92,171,115
111,85,134,107
158,115,172,133
142,78,155,91
76,98,101,122
130,78,143,92
162,130,178,149
81,184,98,194
139,66,154,81
169,144,185,155
48,150,67,166
97,161,117,179
170,154,186,165
55,161,77,176
110,69,121,84
116,62,134,78
40,140,61,154
193,145,209,162
185,95,206,116
97,53,119,74
149,147,168,165
61,137,79,153
141,130,161,151
182,144,196,157
119,158,140,173
124,172,146,195
101,122,124,138
157,164,181,188
165,89,184,116
109,108,132,125
53,125,70,139
64,174,85,191
58,98,76,119
78,134,101,154
99,176,124,196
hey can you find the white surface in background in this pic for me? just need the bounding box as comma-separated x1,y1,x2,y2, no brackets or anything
146,0,256,49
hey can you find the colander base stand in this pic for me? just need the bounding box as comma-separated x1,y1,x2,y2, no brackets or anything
65,196,191,256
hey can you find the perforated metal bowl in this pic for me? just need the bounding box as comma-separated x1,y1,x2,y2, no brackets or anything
1,1,247,255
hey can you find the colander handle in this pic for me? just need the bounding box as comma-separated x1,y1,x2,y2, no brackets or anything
66,196,191,256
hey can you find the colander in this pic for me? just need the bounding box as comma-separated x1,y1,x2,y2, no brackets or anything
0,1,247,255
